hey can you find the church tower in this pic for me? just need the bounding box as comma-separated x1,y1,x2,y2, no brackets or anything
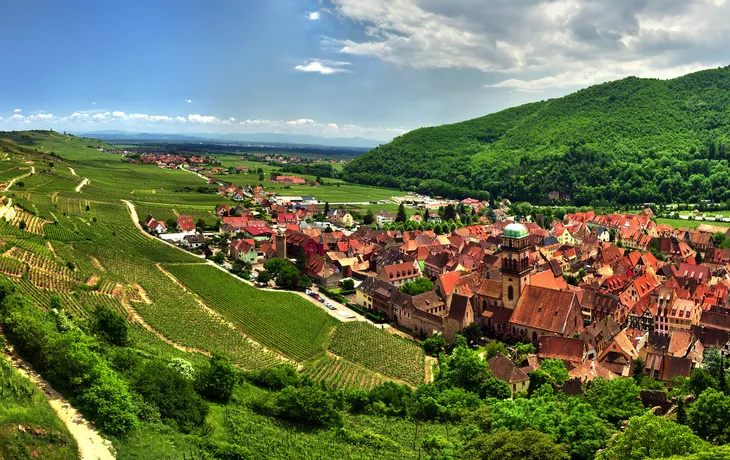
501,223,531,309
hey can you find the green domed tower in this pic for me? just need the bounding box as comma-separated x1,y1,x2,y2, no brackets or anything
501,222,531,309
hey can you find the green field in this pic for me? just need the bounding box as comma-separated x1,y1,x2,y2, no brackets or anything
162,263,337,361
656,217,730,229
301,354,393,390
329,322,426,385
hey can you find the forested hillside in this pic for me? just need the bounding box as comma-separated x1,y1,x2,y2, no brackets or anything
344,66,730,205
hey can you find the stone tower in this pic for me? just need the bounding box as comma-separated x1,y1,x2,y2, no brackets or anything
501,222,531,309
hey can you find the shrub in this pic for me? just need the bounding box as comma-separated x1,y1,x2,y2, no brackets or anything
245,363,301,390
195,352,238,403
274,385,343,427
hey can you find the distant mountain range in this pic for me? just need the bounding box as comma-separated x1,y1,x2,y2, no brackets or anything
77,130,383,148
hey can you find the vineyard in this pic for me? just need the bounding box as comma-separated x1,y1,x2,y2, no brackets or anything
301,354,393,390
5,206,51,234
162,263,336,361
329,322,426,385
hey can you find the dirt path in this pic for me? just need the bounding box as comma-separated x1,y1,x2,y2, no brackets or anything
4,166,35,191
69,167,77,176
75,178,89,193
3,347,115,460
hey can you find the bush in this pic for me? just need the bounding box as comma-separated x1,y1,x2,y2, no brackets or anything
91,305,129,346
0,293,138,436
195,352,238,403
245,363,301,390
134,360,208,433
274,385,343,427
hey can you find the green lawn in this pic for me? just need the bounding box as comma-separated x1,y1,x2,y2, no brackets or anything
656,217,730,229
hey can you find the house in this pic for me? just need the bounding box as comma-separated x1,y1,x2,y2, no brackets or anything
328,210,354,227
376,211,397,228
508,285,584,343
377,261,421,287
176,215,196,233
537,336,588,368
444,293,475,342
182,233,206,249
144,215,166,234
215,204,230,217
274,175,306,185
488,352,529,396
393,290,447,334
229,239,258,264
356,277,397,318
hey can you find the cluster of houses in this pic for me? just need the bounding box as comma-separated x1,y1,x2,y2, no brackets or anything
142,175,730,390
348,207,730,390
123,152,212,169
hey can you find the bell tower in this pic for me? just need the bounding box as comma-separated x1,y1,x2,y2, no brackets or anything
501,223,531,309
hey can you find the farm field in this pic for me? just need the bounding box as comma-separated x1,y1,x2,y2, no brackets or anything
162,263,337,361
656,217,730,229
0,130,424,389
301,354,394,390
328,322,426,385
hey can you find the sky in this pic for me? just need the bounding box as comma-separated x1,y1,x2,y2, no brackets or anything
1,0,730,141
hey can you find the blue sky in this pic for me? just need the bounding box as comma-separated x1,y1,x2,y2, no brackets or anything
2,0,729,141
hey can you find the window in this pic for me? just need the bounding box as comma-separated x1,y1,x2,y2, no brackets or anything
508,285,514,301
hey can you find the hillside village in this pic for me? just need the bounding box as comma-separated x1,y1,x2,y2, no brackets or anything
142,175,730,392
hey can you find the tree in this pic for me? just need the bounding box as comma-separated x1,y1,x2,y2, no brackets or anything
423,334,447,355
585,377,645,426
464,429,571,460
540,359,570,385
263,258,288,277
484,341,507,360
480,376,511,400
513,342,536,365
687,387,730,444
257,270,270,285
363,209,374,225
134,360,208,433
396,202,407,223
704,348,727,392
341,279,355,291
276,264,303,290
688,367,718,397
597,413,709,460
92,305,129,346
443,204,457,221
324,201,330,216
437,344,489,393
400,277,434,296
462,322,483,346
195,352,237,403
274,385,342,428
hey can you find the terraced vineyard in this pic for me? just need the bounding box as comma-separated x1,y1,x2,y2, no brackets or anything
132,264,283,370
329,322,426,385
162,263,336,361
301,355,393,390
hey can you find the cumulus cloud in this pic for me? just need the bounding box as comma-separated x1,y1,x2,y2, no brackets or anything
286,118,316,125
308,11,321,20
13,109,21,113
0,108,405,141
328,0,730,90
294,59,352,75
187,114,220,124
185,99,192,103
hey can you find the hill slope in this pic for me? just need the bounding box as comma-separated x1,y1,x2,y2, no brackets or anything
344,66,730,205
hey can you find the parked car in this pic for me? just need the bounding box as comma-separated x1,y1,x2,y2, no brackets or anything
305,289,313,295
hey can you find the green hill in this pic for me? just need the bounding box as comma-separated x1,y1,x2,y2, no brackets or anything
344,66,730,205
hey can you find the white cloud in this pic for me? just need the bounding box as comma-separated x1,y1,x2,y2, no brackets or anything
92,112,110,120
286,118,316,125
328,0,730,90
187,114,220,124
229,117,237,122
309,11,321,20
13,108,21,113
28,113,55,121
9,114,25,121
112,111,126,117
240,119,273,126
174,116,187,123
0,116,3,121
294,59,352,75
185,99,192,103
